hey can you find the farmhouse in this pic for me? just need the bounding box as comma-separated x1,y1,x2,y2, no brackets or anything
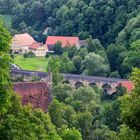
11,33,48,56
46,36,80,50
29,42,49,56
11,33,35,54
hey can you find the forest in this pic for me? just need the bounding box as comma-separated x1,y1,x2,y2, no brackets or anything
0,0,140,140
1,0,140,78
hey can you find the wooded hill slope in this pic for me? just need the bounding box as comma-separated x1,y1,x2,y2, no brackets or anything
0,0,140,78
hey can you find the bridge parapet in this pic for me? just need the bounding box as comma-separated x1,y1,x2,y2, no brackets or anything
11,69,51,83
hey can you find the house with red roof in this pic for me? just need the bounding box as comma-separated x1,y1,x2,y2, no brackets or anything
11,33,36,54
11,33,48,56
46,36,80,51
29,42,48,56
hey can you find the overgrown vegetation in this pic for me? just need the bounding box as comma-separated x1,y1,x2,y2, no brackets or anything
0,20,82,140
0,0,140,139
0,0,140,78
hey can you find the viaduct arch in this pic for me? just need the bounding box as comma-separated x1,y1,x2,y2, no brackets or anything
11,69,133,95
62,74,128,94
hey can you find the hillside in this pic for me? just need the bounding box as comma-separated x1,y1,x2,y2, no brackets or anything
0,14,12,29
0,1,140,140
0,0,140,78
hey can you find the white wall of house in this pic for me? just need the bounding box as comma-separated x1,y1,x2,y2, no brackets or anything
11,45,29,54
21,46,29,54
31,46,48,56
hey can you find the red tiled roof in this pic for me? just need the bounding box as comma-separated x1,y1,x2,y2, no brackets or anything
119,81,134,92
29,42,48,50
29,42,42,50
46,36,79,47
13,33,35,46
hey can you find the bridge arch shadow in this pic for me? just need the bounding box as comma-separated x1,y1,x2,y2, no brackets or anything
75,81,84,89
89,83,97,87
63,80,70,84
102,84,112,94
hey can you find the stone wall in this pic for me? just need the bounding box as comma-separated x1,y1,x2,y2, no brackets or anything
14,82,52,112
11,69,51,83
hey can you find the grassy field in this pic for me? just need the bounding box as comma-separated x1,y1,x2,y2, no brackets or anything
14,55,48,72
0,14,12,28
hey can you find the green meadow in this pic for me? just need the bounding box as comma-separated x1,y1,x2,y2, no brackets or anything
14,55,48,72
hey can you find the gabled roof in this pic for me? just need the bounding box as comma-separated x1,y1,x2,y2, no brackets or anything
12,33,35,46
29,42,48,50
46,36,79,47
119,81,134,92
29,42,42,50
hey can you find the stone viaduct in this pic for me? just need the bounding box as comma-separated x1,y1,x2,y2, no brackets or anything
11,69,133,95
62,74,131,94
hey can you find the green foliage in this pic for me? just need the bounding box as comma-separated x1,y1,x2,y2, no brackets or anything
53,83,73,102
2,0,140,77
0,14,12,29
60,53,75,73
0,21,12,52
78,31,90,40
0,21,12,115
60,126,82,140
119,68,140,133
121,50,140,77
10,0,140,47
1,1,140,139
54,41,63,55
70,111,93,140
49,99,66,128
118,125,140,140
65,86,101,114
0,0,18,14
48,56,63,86
77,47,88,60
103,100,122,131
50,85,106,140
86,38,104,52
83,52,110,76
108,13,140,77
67,46,77,59
107,44,127,72
91,125,119,140
0,105,62,140
72,55,82,74
23,51,35,58
110,71,121,78
0,20,63,140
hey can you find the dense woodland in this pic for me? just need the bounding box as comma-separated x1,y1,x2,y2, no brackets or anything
0,21,140,139
0,0,140,139
1,0,140,78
